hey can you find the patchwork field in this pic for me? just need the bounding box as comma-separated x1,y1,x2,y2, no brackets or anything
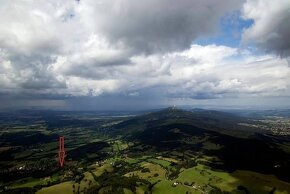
1,109,290,194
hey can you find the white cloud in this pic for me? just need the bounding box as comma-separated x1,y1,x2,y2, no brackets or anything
180,44,238,63
165,45,290,99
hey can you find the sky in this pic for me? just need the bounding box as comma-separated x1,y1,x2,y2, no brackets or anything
0,0,290,110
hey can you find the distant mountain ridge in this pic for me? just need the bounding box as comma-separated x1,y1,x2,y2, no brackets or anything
113,107,258,137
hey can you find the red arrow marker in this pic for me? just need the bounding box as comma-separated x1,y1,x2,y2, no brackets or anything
58,136,65,167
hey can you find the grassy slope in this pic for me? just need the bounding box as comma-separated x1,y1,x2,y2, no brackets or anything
36,182,73,194
177,164,290,194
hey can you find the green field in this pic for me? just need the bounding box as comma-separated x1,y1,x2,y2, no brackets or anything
37,182,73,194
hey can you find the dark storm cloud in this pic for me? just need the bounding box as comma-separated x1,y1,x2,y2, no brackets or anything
66,87,168,111
3,53,66,90
242,0,290,58
80,0,243,54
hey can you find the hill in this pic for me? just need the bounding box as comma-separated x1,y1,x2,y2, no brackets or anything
113,107,259,137
112,108,290,182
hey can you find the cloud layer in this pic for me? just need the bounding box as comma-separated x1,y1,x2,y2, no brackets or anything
0,0,290,109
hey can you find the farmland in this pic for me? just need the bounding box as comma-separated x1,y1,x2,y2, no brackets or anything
1,108,290,193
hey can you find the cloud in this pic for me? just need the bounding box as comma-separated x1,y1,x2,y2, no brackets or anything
242,0,290,57
0,0,68,55
78,0,243,54
0,0,290,109
0,0,243,97
0,0,75,93
128,92,139,97
164,45,290,99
